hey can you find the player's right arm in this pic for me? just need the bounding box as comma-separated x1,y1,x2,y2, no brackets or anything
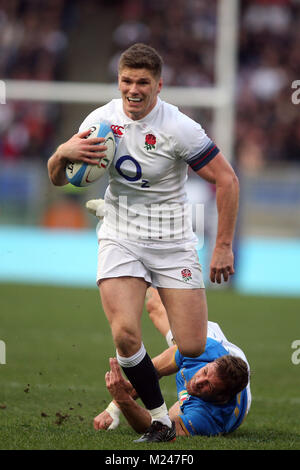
98,358,152,433
47,129,107,186
94,350,178,433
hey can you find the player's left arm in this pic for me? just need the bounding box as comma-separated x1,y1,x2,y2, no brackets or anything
196,151,239,284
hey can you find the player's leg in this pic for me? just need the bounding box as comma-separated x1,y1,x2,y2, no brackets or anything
157,287,208,357
146,287,170,337
99,277,172,428
100,276,146,356
145,241,207,357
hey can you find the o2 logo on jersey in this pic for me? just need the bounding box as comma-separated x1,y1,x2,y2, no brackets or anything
115,155,150,188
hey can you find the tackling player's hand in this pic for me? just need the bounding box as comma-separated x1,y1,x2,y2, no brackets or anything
57,129,107,165
105,358,135,400
210,245,235,284
93,410,114,430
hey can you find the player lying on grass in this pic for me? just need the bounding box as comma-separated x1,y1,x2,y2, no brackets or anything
94,287,251,438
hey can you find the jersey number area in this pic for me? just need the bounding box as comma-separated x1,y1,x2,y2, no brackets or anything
115,155,150,188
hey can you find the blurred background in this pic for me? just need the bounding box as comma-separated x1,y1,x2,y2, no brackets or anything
0,0,300,296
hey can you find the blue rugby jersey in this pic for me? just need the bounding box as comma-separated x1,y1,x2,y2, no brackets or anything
174,337,249,436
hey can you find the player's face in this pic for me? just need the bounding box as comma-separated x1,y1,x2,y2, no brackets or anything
186,363,224,402
118,67,162,121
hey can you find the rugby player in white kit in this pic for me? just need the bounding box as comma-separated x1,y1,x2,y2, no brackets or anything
47,43,239,443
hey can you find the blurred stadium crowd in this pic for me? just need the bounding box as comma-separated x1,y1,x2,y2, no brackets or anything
0,0,299,168
0,0,75,161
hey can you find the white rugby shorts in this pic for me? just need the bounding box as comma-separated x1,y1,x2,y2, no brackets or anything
96,238,205,289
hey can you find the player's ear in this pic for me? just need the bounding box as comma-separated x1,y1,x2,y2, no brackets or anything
117,68,123,90
157,77,163,94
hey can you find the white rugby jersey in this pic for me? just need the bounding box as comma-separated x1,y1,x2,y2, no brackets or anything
79,97,219,242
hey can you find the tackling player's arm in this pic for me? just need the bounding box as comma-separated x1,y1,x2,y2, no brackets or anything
99,357,158,434
95,349,179,434
103,358,152,433
196,151,239,284
47,129,107,186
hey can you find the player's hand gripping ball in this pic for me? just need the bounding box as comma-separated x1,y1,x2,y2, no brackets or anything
66,123,116,187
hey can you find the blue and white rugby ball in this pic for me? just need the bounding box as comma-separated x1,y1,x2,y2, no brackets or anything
66,123,116,187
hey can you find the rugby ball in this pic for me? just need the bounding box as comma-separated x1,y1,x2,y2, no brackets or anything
66,123,116,187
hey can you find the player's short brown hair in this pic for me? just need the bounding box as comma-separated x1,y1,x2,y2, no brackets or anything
118,43,163,79
214,355,249,403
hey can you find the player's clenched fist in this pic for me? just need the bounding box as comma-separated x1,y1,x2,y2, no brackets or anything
93,409,114,430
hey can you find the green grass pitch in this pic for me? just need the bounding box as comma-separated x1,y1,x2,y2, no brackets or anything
0,283,299,450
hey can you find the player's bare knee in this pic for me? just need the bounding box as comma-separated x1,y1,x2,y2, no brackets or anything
180,347,205,358
178,340,205,358
113,328,141,357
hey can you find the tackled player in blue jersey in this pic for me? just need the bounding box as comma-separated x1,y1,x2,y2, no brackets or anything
94,288,251,438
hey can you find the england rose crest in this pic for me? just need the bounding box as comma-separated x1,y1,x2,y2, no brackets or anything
144,133,156,151
181,268,192,282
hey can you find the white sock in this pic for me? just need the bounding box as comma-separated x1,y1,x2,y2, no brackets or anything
149,402,172,428
116,343,146,368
